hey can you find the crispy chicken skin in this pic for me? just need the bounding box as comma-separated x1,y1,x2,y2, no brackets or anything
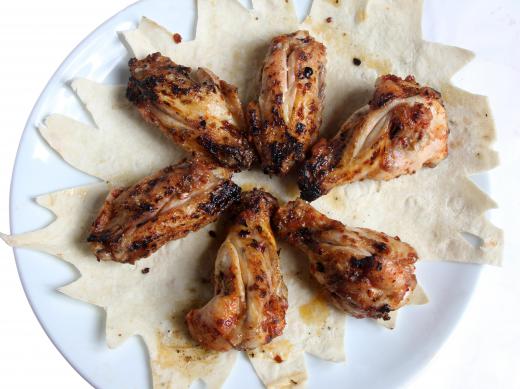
127,53,255,170
273,199,417,320
87,158,240,264
298,75,448,201
186,190,288,351
247,30,326,175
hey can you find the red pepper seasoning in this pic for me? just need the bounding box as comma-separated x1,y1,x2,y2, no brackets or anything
172,33,182,44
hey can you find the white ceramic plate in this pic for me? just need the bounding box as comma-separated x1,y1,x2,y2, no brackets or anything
10,1,486,388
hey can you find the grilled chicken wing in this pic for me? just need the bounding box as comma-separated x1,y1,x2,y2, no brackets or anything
127,53,255,170
186,190,288,351
247,30,326,175
298,75,448,201
273,199,417,320
87,158,240,263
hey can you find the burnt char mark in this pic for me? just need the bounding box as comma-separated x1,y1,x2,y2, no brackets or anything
370,92,395,108
138,203,154,213
197,135,254,170
171,84,193,96
297,154,329,201
271,107,286,127
369,74,442,112
199,181,241,216
350,255,375,270
146,178,160,189
377,304,392,320
238,230,250,238
129,235,157,252
265,132,303,175
325,272,347,291
296,227,314,245
299,67,314,79
247,104,261,136
233,189,279,218
298,173,323,202
373,241,388,253
297,136,343,201
389,117,403,139
126,75,164,105
86,231,113,244
126,53,198,106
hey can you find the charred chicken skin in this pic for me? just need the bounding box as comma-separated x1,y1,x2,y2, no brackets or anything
247,30,326,175
273,199,417,320
87,158,240,264
127,53,255,170
186,189,288,351
299,75,448,201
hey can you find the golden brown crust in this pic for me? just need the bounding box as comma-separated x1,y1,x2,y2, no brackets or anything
298,74,448,201
186,189,288,351
247,30,327,175
127,53,255,170
273,199,417,320
87,158,240,263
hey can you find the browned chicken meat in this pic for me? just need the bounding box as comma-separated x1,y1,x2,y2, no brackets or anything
127,52,255,170
87,158,240,264
247,30,326,175
273,199,417,320
186,189,288,351
298,75,448,201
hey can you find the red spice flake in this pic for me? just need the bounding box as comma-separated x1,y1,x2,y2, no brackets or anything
274,355,283,363
172,33,182,44
326,17,333,23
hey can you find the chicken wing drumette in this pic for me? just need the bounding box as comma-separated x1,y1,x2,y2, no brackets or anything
298,75,448,201
273,199,417,320
127,53,255,170
87,158,240,264
247,30,326,175
186,189,288,351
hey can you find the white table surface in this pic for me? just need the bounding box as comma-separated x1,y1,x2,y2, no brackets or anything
0,1,518,388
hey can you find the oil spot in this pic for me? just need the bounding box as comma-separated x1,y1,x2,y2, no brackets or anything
355,9,367,23
299,296,329,326
154,333,219,370
362,55,392,75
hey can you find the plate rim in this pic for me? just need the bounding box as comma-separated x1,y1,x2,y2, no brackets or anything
9,1,142,387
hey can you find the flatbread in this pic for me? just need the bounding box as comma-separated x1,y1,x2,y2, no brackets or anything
2,0,502,388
